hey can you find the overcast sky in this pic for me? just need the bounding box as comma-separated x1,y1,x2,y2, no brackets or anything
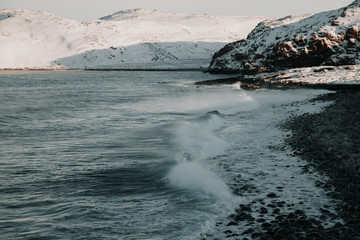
1,0,353,20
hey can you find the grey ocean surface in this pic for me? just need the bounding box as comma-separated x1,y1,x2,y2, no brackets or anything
0,71,332,239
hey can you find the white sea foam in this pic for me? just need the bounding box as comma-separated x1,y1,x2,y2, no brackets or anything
168,114,234,202
173,115,227,161
140,89,259,115
167,115,240,238
168,161,233,200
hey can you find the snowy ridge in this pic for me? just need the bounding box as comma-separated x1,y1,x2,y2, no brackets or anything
209,0,360,75
0,9,265,69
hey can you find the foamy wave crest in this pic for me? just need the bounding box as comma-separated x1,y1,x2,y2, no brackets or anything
168,114,233,200
137,90,259,115
168,162,232,200
173,114,228,161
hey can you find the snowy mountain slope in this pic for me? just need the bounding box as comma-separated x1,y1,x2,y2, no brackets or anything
0,10,88,68
55,42,224,69
0,8,265,69
209,0,360,74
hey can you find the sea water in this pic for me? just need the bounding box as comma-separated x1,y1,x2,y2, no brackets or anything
0,71,336,239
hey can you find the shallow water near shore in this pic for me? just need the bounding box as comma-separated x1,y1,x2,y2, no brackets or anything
0,71,340,239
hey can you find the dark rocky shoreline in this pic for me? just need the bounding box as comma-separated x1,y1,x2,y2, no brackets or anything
283,90,360,239
215,90,360,240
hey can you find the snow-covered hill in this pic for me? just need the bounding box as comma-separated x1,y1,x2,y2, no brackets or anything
209,0,360,74
0,8,265,69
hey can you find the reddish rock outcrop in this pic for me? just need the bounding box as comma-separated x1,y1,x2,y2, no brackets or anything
209,0,360,74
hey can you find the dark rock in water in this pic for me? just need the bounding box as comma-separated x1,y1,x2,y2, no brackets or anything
294,219,313,228
273,208,281,214
267,203,276,208
241,228,254,235
262,222,272,229
274,228,293,239
182,152,191,161
239,204,252,212
257,218,266,223
209,0,360,74
251,232,263,239
267,192,278,198
227,221,238,226
195,77,240,85
287,234,299,240
307,232,322,238
206,110,222,116
260,207,268,214
259,234,273,240
294,210,305,216
287,213,296,220
235,212,254,222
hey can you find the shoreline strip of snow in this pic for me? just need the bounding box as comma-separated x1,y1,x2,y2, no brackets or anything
196,65,360,89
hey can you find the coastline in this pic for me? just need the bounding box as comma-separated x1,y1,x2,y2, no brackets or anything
195,76,360,91
1,70,359,238
218,89,360,240
283,90,360,239
0,68,205,72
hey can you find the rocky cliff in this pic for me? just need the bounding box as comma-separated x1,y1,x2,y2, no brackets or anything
209,0,360,74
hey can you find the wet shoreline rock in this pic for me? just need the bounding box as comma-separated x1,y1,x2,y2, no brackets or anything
283,90,360,239
220,90,360,240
